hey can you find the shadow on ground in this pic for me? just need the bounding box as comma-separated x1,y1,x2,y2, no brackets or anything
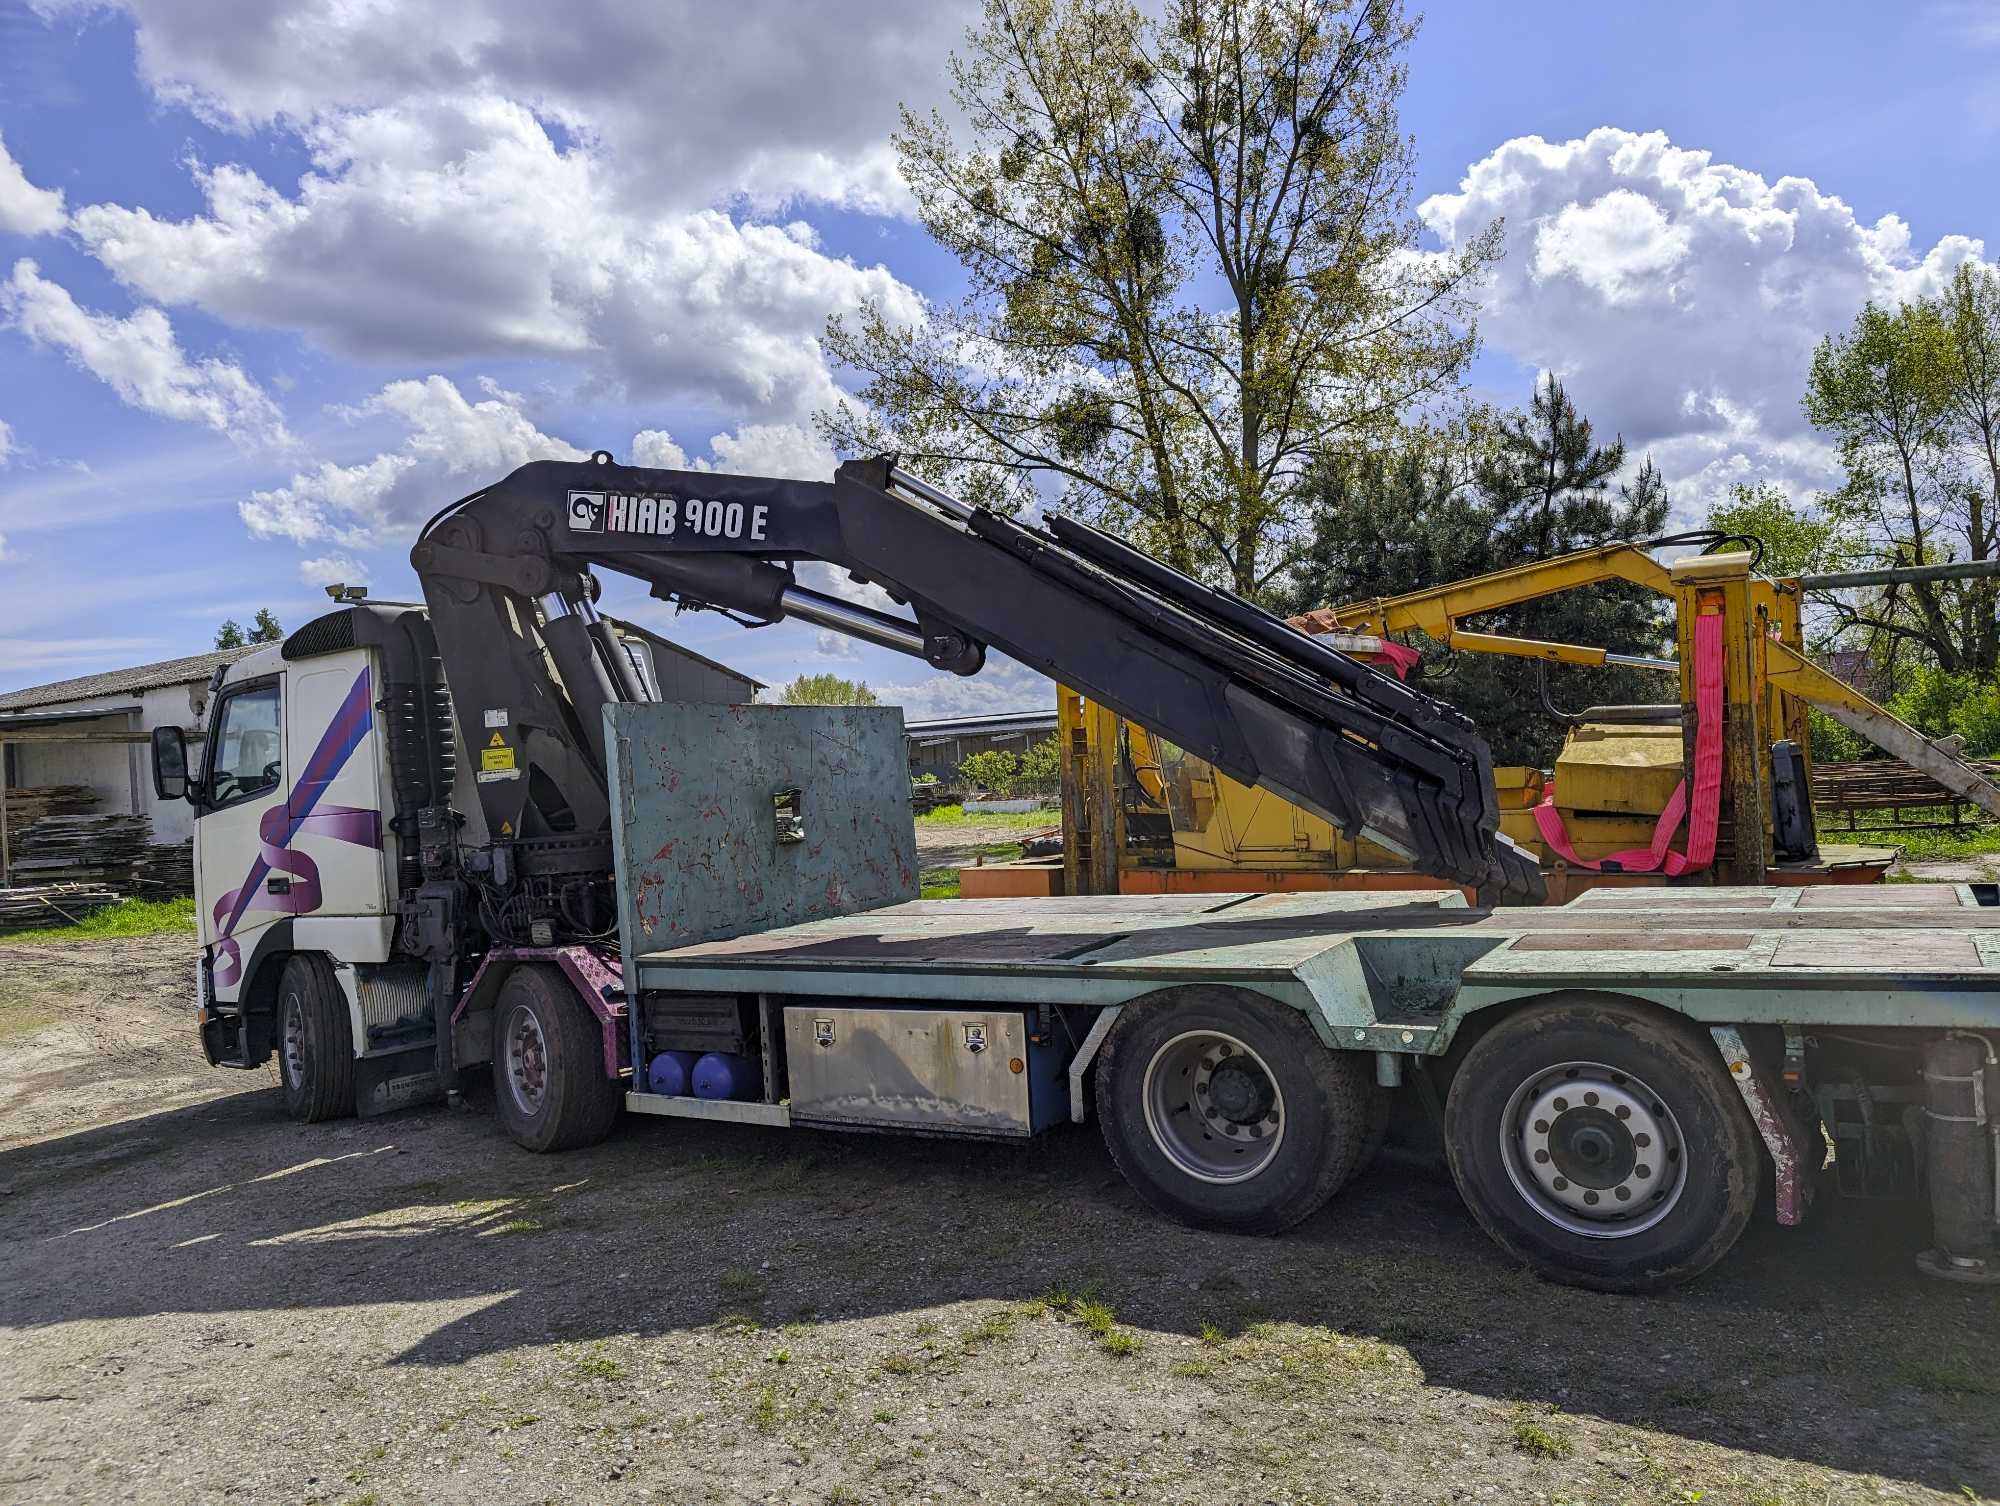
3,1081,1995,1496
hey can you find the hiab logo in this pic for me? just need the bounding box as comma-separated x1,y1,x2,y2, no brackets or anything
567,490,608,532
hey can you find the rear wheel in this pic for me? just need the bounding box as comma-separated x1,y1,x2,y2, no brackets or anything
490,965,622,1152
1444,996,1760,1293
277,953,356,1123
1096,988,1376,1235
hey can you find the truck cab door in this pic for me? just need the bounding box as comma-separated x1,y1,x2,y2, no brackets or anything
196,674,288,1003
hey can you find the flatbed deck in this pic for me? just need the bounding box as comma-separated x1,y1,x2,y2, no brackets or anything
634,885,2000,1050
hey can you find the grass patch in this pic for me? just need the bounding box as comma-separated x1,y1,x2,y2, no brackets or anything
1891,1353,1996,1396
914,804,1053,828
488,1216,547,1236
751,1386,778,1434
0,895,196,947
571,1351,627,1382
878,1352,919,1376
1510,1409,1572,1461
1044,1287,1141,1356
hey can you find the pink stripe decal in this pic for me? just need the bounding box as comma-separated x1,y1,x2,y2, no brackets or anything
211,667,382,986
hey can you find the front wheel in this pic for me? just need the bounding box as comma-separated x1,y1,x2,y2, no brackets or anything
1444,996,1760,1293
277,953,356,1123
490,965,623,1153
1095,988,1380,1235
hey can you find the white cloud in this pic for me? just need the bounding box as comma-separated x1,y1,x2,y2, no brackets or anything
875,654,1053,721
37,0,964,214
242,374,580,544
0,131,65,236
0,259,291,449
629,419,833,480
70,96,926,418
1422,128,1995,517
0,415,14,464
297,553,364,587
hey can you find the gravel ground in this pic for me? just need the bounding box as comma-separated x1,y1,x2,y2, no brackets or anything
1,931,1996,1506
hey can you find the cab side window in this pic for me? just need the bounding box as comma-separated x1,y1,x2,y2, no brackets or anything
205,683,282,809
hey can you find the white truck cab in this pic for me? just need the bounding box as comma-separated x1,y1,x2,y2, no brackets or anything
154,622,437,1115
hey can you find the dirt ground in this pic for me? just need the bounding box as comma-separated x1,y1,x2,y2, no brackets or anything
914,817,1055,877
2,933,1996,1506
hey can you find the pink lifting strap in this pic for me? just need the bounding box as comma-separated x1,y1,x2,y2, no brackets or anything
1531,610,1725,876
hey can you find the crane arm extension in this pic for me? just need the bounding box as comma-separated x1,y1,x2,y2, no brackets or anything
410,453,1543,902
1765,641,2000,820
1292,542,1676,640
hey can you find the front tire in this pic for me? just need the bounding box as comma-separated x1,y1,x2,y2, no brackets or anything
278,953,356,1123
490,965,622,1153
1095,988,1378,1235
1444,995,1760,1293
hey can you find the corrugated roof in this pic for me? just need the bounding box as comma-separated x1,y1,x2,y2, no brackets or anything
0,644,265,711
902,709,1058,736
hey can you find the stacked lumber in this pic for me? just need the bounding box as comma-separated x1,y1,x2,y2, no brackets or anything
2,783,99,838
0,883,123,933
7,814,153,885
129,839,195,897
1812,758,2000,832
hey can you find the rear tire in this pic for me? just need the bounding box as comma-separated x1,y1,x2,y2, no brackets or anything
277,953,356,1123
1444,995,1760,1293
1096,988,1374,1235
490,965,622,1153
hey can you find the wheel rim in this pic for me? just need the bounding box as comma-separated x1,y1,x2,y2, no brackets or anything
1499,1059,1687,1238
1140,1030,1286,1184
503,1003,550,1118
281,995,306,1090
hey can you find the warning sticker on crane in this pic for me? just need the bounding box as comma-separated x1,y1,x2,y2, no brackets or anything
481,735,515,773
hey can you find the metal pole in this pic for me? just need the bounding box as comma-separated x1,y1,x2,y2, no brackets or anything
1800,559,2000,591
1,739,10,889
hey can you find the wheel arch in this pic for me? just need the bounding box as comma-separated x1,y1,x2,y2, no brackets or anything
451,949,627,1080
1437,986,1713,1092
231,923,296,1066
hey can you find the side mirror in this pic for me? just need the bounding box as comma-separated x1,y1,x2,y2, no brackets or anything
151,724,190,801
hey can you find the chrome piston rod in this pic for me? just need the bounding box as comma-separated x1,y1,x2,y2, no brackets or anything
778,584,928,657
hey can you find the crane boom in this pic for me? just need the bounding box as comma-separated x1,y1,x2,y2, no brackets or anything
409,452,1543,904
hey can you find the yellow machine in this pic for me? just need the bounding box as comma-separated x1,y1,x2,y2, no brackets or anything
1018,544,2000,902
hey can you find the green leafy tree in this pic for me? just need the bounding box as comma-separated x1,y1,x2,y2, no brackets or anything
1703,483,1849,580
959,748,1020,795
1280,378,1670,765
216,610,285,649
777,674,880,706
1804,277,2000,674
821,0,1499,594
1016,735,1063,798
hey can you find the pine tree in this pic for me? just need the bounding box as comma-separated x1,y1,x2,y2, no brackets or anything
1283,379,1672,765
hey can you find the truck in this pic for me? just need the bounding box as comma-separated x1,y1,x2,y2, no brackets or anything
148,453,2000,1294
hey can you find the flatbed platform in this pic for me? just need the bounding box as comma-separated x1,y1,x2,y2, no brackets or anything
633,884,2000,1051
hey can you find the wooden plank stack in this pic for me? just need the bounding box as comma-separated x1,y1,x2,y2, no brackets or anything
0,883,123,933
1813,758,2000,833
8,813,154,884
2,783,99,840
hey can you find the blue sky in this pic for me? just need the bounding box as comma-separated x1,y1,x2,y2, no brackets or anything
2,0,1996,707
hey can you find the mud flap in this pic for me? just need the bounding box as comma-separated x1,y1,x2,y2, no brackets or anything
355,1043,444,1117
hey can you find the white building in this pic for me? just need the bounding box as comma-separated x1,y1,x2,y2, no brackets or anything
0,646,261,847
